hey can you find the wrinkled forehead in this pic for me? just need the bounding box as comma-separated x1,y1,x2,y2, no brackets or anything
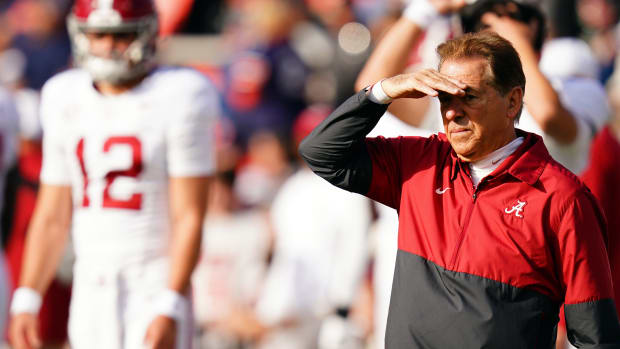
439,57,494,87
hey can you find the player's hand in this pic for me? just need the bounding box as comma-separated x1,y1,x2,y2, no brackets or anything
381,69,467,100
9,313,41,349
481,12,535,48
216,306,266,341
144,315,177,349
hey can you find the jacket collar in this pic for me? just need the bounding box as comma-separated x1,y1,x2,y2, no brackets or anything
445,129,550,186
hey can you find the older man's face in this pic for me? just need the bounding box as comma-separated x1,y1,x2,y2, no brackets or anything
438,57,518,162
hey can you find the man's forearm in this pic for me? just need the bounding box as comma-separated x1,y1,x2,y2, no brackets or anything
482,14,579,144
166,177,209,294
152,177,208,325
20,221,70,294
167,215,203,293
19,186,72,295
298,89,389,193
516,38,578,144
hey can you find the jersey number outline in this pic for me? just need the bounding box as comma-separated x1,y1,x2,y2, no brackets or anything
76,136,143,210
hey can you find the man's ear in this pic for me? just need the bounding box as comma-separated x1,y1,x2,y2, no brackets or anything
507,86,524,120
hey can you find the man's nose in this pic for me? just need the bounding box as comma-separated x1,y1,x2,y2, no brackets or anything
100,34,130,53
442,98,465,121
100,34,115,49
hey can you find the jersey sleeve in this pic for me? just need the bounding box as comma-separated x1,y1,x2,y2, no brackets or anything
559,78,609,134
39,81,71,185
556,190,620,346
166,80,219,177
549,78,610,174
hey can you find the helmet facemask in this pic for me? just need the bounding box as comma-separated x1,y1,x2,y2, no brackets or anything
67,13,158,85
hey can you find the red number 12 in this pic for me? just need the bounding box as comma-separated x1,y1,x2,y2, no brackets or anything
76,136,143,210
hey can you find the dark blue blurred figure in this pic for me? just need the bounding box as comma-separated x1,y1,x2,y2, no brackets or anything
219,0,310,148
7,0,71,90
222,47,308,149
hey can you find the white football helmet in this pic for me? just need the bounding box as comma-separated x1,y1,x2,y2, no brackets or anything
67,0,158,84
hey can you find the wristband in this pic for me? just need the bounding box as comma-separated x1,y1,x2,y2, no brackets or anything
10,287,42,315
402,0,441,29
154,289,188,321
368,80,393,104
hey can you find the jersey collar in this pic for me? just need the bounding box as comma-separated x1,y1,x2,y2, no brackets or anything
447,129,550,186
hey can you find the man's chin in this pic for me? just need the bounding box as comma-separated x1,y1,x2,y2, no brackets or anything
450,143,477,162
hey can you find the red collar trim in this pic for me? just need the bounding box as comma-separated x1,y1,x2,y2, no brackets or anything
444,130,550,185
504,130,549,185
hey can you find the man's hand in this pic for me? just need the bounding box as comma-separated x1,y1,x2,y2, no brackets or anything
381,69,466,100
9,313,41,349
144,315,177,349
216,306,267,342
481,12,536,48
481,10,579,144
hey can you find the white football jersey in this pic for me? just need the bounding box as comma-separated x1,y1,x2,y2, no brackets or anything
257,168,371,324
39,66,218,265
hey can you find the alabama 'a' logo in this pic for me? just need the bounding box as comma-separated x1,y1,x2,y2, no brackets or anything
505,200,526,218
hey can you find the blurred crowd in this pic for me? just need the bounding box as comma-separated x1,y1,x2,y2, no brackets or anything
0,0,620,348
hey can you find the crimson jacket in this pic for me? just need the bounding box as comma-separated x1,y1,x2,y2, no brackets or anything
299,90,620,349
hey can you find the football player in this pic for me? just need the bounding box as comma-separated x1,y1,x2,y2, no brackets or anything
8,1,218,349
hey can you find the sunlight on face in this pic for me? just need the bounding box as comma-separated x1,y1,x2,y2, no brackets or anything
438,57,518,162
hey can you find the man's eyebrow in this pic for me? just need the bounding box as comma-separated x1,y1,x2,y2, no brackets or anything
464,86,479,94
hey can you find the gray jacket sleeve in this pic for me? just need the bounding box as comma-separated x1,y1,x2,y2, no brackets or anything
298,89,389,194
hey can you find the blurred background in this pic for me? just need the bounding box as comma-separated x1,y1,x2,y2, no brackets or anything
1,0,620,348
